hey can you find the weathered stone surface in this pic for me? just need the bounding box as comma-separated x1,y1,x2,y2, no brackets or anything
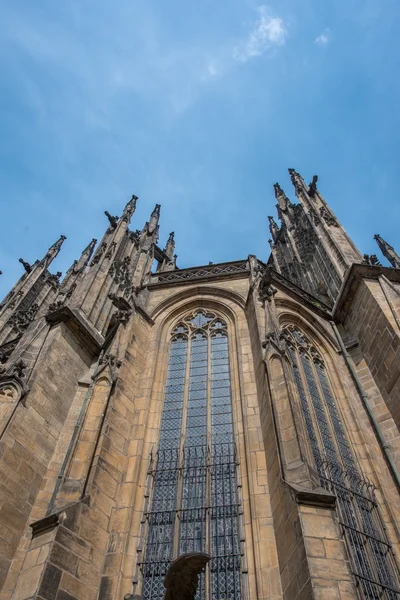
1,183,399,600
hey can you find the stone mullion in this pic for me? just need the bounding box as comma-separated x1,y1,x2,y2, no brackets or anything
205,330,212,600
173,333,191,561
291,345,327,472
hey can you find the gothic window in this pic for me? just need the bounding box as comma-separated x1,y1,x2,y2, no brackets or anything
283,325,400,600
140,310,243,600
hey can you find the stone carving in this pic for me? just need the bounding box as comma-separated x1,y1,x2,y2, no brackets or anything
319,206,338,227
258,267,277,304
105,241,117,260
72,238,97,274
19,258,32,274
374,234,400,268
45,272,62,290
0,384,17,401
288,168,303,194
128,230,141,245
98,351,122,370
163,553,210,600
109,256,132,294
122,195,138,223
48,300,64,313
0,339,19,364
164,232,175,259
9,304,39,334
273,183,292,212
308,208,320,226
152,261,248,284
308,175,318,197
148,204,161,235
362,254,381,266
105,211,119,230
90,242,107,266
6,290,24,310
108,293,133,325
268,216,279,242
42,235,67,268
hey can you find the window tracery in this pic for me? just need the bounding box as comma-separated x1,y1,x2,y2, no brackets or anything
283,324,400,599
139,310,243,600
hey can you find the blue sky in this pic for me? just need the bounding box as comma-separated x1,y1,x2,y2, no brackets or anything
1,0,399,296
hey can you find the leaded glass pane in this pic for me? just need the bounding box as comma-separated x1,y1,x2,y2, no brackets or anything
141,313,242,600
286,326,400,600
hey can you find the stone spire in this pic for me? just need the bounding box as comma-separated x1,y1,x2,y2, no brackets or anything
268,216,280,242
41,235,67,269
122,194,138,223
273,183,292,214
0,236,67,345
288,168,308,196
374,234,400,268
164,232,175,259
268,169,363,307
72,238,98,275
148,204,161,235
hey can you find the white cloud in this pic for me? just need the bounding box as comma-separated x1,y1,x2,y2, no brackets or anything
233,6,287,63
315,29,331,46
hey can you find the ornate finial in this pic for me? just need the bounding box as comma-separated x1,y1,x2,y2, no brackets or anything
19,258,32,274
308,175,318,197
148,204,161,235
273,183,291,213
73,238,97,274
41,235,67,268
268,216,279,242
164,231,175,259
288,168,304,194
374,234,400,268
122,194,138,223
105,211,119,230
362,254,381,266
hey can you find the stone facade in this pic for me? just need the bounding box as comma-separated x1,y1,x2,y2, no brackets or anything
0,172,399,600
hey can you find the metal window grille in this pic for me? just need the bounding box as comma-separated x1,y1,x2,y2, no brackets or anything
138,311,244,600
284,326,400,600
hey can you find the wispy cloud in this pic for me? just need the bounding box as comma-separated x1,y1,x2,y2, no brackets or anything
315,29,331,46
233,6,287,63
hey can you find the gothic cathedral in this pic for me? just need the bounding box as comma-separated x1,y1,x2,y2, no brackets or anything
0,170,400,600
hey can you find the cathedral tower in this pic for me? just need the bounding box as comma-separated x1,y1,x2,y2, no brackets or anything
0,174,399,600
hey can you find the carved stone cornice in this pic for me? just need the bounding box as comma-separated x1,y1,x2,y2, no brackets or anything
148,260,249,288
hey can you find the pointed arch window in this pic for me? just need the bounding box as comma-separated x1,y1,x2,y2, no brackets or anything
139,310,243,600
283,325,400,600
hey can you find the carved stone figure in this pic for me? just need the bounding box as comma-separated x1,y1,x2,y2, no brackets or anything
122,195,138,223
9,304,39,334
362,254,381,266
320,206,338,227
109,256,132,294
19,258,32,274
105,211,119,230
308,175,318,196
90,242,107,266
